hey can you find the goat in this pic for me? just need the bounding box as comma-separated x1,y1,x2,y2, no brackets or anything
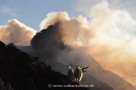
67,65,74,81
74,65,89,84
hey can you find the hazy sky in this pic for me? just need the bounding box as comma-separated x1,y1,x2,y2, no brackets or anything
0,0,76,30
0,0,136,30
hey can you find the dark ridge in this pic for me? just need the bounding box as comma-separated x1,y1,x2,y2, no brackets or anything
0,41,90,90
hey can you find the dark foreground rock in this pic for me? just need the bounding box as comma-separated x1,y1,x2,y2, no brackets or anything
0,41,113,90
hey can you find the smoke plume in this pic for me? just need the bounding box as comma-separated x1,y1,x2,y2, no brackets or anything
40,12,93,46
31,0,136,86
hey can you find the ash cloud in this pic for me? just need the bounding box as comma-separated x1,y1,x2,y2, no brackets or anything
31,12,96,66
0,19,36,46
39,12,93,46
31,12,94,65
31,1,136,86
30,10,136,89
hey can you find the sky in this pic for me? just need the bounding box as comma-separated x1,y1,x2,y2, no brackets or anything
0,0,76,30
1,0,136,30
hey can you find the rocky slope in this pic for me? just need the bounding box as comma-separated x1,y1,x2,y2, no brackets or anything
0,41,113,90
18,24,136,90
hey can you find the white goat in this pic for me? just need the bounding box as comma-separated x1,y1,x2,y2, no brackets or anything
67,66,74,81
74,66,89,84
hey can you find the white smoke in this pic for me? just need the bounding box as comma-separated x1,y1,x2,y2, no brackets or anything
40,12,93,46
79,0,136,85
0,19,36,46
38,0,136,86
